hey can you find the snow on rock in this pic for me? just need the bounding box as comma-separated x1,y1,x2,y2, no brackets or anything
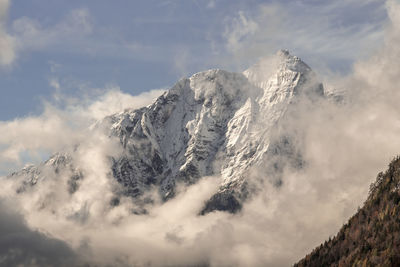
9,50,326,214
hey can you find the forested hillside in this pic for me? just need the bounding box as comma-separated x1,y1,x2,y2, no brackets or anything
295,157,400,267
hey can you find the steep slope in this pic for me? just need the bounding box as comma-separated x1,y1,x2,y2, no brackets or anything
103,50,324,212
295,157,400,267
9,153,83,195
105,69,252,201
8,50,326,214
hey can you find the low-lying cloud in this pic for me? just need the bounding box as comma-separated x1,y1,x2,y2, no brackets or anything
0,198,77,266
0,87,164,175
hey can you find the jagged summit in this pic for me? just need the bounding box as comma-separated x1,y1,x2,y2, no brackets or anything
9,50,327,214
276,49,310,70
245,49,310,73
244,49,315,92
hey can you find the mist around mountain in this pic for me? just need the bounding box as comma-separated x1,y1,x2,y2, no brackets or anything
1,49,331,266
0,2,400,266
7,48,328,216
295,157,400,266
0,50,344,267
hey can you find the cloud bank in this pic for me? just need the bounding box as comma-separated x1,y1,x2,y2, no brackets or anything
0,87,164,175
0,198,77,266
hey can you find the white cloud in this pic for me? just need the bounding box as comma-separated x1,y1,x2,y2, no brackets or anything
83,88,165,121
0,0,15,66
223,10,259,53
206,0,217,9
0,5,94,67
0,198,78,266
0,87,164,173
220,0,387,72
12,8,93,52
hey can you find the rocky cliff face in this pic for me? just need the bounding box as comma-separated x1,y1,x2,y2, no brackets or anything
9,50,326,214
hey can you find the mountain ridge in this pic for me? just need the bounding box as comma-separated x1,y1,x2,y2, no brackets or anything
8,50,327,214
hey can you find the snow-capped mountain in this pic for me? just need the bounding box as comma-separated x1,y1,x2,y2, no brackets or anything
9,50,326,213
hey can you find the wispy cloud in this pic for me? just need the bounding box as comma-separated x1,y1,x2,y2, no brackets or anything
0,0,15,66
12,8,93,53
223,10,259,53
0,5,95,68
219,0,387,73
1,0,386,75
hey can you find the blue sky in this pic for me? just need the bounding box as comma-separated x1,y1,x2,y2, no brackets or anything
0,0,389,120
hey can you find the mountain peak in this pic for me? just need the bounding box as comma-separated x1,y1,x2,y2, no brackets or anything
276,48,290,58
243,50,310,87
243,49,321,100
277,49,311,73
10,51,326,216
